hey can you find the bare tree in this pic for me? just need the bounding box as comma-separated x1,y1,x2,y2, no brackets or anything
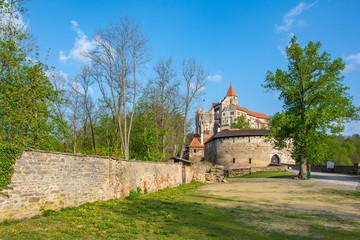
68,80,82,154
152,57,179,157
76,66,97,153
179,58,208,158
87,17,150,159
50,73,69,150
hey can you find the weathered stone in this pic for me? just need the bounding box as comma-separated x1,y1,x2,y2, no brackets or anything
0,150,202,222
29,197,40,202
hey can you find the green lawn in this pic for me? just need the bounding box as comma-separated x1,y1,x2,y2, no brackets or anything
235,170,296,178
0,180,359,239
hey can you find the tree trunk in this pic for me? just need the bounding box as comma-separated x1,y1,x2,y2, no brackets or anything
298,150,307,179
179,111,188,159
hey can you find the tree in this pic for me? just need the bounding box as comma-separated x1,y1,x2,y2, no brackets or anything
179,58,208,158
0,0,58,192
231,116,251,130
68,80,82,154
50,72,70,151
76,66,97,153
0,0,57,148
87,17,150,159
152,57,180,158
263,36,359,179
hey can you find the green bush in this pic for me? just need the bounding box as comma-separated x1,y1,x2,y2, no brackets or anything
0,142,22,195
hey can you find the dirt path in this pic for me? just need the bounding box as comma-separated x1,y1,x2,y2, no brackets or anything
194,178,360,222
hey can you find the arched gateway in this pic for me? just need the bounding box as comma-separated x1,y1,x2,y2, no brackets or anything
271,154,280,165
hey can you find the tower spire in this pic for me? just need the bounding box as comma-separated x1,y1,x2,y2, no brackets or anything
226,84,237,97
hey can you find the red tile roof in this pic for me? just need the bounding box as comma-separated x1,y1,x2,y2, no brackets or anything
188,137,210,148
226,84,237,97
209,102,220,111
220,128,239,132
231,105,269,119
239,106,269,119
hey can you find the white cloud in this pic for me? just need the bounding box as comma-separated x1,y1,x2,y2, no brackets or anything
277,45,287,58
59,51,69,62
207,74,223,83
70,81,84,94
59,71,69,80
343,121,360,136
59,20,95,63
275,1,316,32
344,52,360,72
190,82,206,93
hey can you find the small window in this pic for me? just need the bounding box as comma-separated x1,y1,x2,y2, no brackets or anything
231,111,234,115
233,158,236,163
194,149,197,153
223,113,225,116
249,158,252,164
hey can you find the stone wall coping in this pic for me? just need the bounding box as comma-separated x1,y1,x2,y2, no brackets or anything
23,149,177,165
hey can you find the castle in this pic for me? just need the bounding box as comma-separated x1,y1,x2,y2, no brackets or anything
195,84,269,137
189,85,295,168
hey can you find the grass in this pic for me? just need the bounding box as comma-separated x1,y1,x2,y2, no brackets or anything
319,188,360,198
235,170,296,178
0,180,359,239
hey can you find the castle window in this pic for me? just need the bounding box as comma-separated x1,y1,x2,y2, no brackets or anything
194,149,197,153
249,158,252,164
233,158,236,163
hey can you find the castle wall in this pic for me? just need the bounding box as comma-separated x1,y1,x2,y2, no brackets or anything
0,150,190,221
204,136,294,170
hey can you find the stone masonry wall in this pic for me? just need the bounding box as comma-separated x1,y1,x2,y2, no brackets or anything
205,136,295,170
0,150,188,221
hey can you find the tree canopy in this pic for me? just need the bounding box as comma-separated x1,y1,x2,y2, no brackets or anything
263,36,359,179
231,116,251,130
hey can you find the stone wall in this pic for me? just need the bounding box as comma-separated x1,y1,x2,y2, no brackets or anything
227,165,288,177
205,136,294,170
0,150,190,221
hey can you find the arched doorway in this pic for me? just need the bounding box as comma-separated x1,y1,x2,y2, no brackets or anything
271,154,280,165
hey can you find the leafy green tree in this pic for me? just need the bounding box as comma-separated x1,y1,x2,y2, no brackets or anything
130,96,162,161
231,116,251,130
0,0,58,192
0,0,57,148
263,36,359,179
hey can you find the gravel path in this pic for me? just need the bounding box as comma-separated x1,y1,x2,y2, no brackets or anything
289,169,360,190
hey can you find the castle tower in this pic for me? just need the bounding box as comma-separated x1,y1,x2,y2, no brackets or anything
224,84,238,106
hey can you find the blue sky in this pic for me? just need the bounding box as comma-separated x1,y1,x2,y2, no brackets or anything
23,0,360,135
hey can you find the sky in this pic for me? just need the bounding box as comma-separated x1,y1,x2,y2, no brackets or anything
21,0,360,135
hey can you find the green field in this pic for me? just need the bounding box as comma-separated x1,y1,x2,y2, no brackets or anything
0,179,359,240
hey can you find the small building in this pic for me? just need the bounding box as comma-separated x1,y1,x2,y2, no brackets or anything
204,129,295,170
187,136,210,162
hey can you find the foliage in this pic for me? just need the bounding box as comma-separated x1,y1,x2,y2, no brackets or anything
322,134,360,165
263,36,359,178
0,142,22,195
0,0,58,191
231,115,251,129
125,187,143,200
